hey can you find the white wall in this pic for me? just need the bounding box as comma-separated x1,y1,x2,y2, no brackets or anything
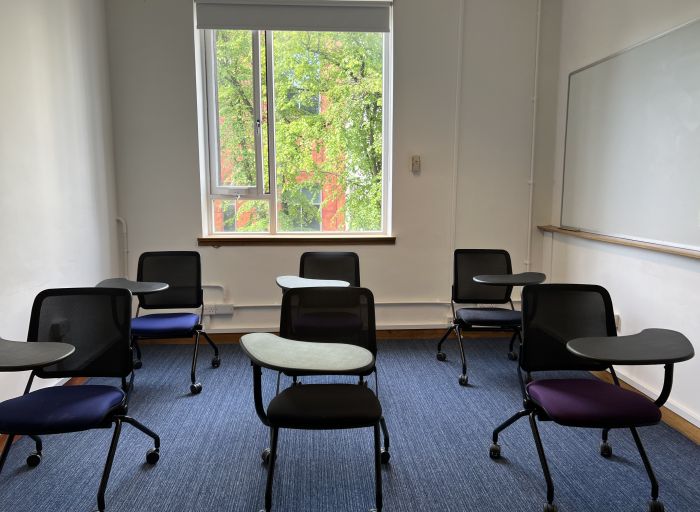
456,0,539,269
106,0,540,331
0,0,118,401
538,0,700,425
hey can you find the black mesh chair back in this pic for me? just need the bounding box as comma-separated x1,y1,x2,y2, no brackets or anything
28,288,133,379
299,251,360,286
452,249,512,304
280,287,376,355
520,284,615,373
137,251,202,309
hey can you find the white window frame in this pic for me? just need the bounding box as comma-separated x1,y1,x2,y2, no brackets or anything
196,28,393,236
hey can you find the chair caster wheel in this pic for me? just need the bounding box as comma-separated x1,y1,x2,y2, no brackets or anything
648,500,664,512
458,375,468,386
436,352,447,362
261,448,274,465
26,452,42,468
146,448,160,465
600,441,612,458
211,357,221,368
543,503,558,512
190,382,202,394
507,351,518,361
133,360,143,369
489,443,501,460
380,449,390,464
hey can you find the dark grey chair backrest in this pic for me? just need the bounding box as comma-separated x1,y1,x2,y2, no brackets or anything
137,251,203,309
280,286,376,355
452,249,512,304
299,251,360,287
29,287,133,379
520,284,615,373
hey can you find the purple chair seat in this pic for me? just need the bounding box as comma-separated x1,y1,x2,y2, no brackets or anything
131,313,199,337
456,307,520,327
527,379,661,428
0,386,126,435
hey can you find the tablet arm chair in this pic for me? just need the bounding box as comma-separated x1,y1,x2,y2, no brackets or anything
245,287,387,512
0,288,160,512
131,251,220,394
299,251,361,286
279,286,390,462
436,249,521,386
489,284,678,512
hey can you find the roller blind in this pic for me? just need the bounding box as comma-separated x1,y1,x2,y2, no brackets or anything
195,0,392,32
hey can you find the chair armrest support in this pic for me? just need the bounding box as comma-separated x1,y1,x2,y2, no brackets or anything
655,364,674,408
252,363,270,427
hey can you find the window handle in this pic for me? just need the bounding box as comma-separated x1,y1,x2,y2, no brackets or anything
255,119,261,134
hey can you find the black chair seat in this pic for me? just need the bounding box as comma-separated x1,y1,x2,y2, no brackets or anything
0,385,126,435
268,384,382,429
456,307,520,327
527,378,661,428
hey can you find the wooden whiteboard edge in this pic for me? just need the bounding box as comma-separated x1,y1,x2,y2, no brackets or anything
538,225,700,261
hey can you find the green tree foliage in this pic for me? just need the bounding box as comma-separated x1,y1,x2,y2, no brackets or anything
215,30,384,232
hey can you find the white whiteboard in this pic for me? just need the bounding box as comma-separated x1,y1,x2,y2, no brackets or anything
561,18,700,251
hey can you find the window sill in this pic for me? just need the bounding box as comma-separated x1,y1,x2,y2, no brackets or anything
197,235,396,247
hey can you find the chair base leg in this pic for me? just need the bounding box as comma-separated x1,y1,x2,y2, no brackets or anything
264,427,279,512
436,323,469,385
490,409,528,459
373,423,383,512
600,428,612,458
131,337,143,369
96,415,160,511
529,412,555,508
26,435,43,467
455,325,468,386
630,427,660,503
379,416,390,464
190,331,221,394
190,331,202,394
507,330,521,361
97,420,123,512
121,416,160,450
436,325,454,361
201,331,221,368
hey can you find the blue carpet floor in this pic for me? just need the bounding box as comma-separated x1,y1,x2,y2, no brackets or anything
0,338,698,511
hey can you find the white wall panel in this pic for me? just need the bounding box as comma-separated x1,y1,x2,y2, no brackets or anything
0,0,118,401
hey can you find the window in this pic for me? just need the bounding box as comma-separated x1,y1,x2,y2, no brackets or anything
196,1,392,236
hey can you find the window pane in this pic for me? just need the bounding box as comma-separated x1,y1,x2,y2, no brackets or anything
212,199,270,233
273,32,384,233
261,31,271,195
215,30,257,189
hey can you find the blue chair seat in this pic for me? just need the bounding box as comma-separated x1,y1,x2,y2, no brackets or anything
131,313,199,337
527,379,661,428
456,307,520,327
0,386,126,435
